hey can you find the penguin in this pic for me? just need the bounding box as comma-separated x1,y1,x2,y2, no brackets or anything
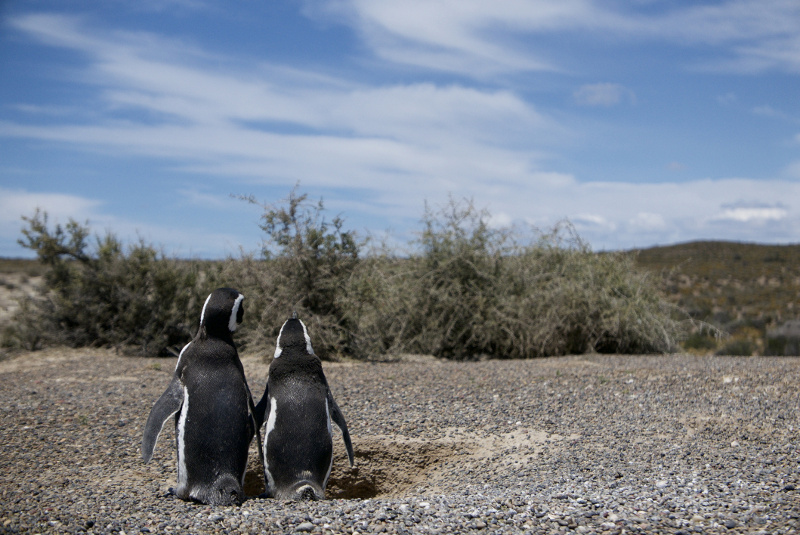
254,314,354,500
142,287,261,506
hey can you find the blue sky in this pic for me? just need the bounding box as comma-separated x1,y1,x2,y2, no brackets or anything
1,0,799,258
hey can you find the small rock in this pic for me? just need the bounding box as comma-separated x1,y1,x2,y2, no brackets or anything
784,484,796,491
725,519,737,529
296,522,314,532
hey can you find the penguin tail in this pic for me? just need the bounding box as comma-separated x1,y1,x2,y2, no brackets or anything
290,481,324,501
195,474,244,506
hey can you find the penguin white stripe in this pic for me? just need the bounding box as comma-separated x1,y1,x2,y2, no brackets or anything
323,398,333,488
299,319,314,355
263,397,278,492
273,322,286,359
228,294,244,332
199,293,213,326
175,341,191,371
176,386,190,493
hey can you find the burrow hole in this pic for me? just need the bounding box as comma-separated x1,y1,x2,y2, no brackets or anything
244,437,465,500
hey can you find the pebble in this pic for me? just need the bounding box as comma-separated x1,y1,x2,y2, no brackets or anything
1,349,799,534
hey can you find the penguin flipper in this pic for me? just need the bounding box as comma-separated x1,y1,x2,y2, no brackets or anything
142,375,184,463
327,390,354,467
254,383,269,429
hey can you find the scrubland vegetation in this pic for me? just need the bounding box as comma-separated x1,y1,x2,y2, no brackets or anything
633,242,800,356
3,190,691,359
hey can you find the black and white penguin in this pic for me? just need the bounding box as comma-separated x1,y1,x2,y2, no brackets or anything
142,287,260,506
254,314,354,500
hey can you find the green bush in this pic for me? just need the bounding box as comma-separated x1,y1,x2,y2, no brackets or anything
397,203,682,359
683,331,719,352
14,210,215,356
497,235,681,357
3,296,45,352
14,193,688,360
396,198,510,358
715,338,754,357
229,189,373,359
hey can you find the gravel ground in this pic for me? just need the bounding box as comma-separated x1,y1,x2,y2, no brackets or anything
1,348,798,534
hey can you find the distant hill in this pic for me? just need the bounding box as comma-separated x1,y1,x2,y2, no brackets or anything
0,258,46,276
630,241,800,354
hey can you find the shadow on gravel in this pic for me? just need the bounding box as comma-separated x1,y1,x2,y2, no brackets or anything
243,436,462,500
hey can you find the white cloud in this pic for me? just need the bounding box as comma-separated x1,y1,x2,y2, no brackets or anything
487,211,513,229
712,203,788,223
0,188,102,256
0,188,102,228
573,83,634,107
320,0,800,76
318,0,627,75
630,212,667,231
482,177,800,250
0,185,253,258
1,13,561,203
651,0,800,73
3,7,800,258
571,214,617,232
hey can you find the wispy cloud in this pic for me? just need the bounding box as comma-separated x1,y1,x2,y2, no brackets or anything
0,188,103,229
2,5,798,257
652,0,800,73
2,13,559,198
573,83,634,107
323,0,800,76
317,0,627,76
0,187,103,256
712,202,789,223
0,186,251,258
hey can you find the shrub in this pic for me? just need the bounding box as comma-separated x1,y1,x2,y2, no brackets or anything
230,189,371,359
765,320,800,356
496,233,682,357
397,198,511,358
3,296,45,352
15,210,214,356
683,331,719,352
715,338,754,357
14,193,687,360
399,202,684,359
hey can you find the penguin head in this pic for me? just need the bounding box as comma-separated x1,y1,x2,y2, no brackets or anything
273,315,313,358
200,287,244,337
